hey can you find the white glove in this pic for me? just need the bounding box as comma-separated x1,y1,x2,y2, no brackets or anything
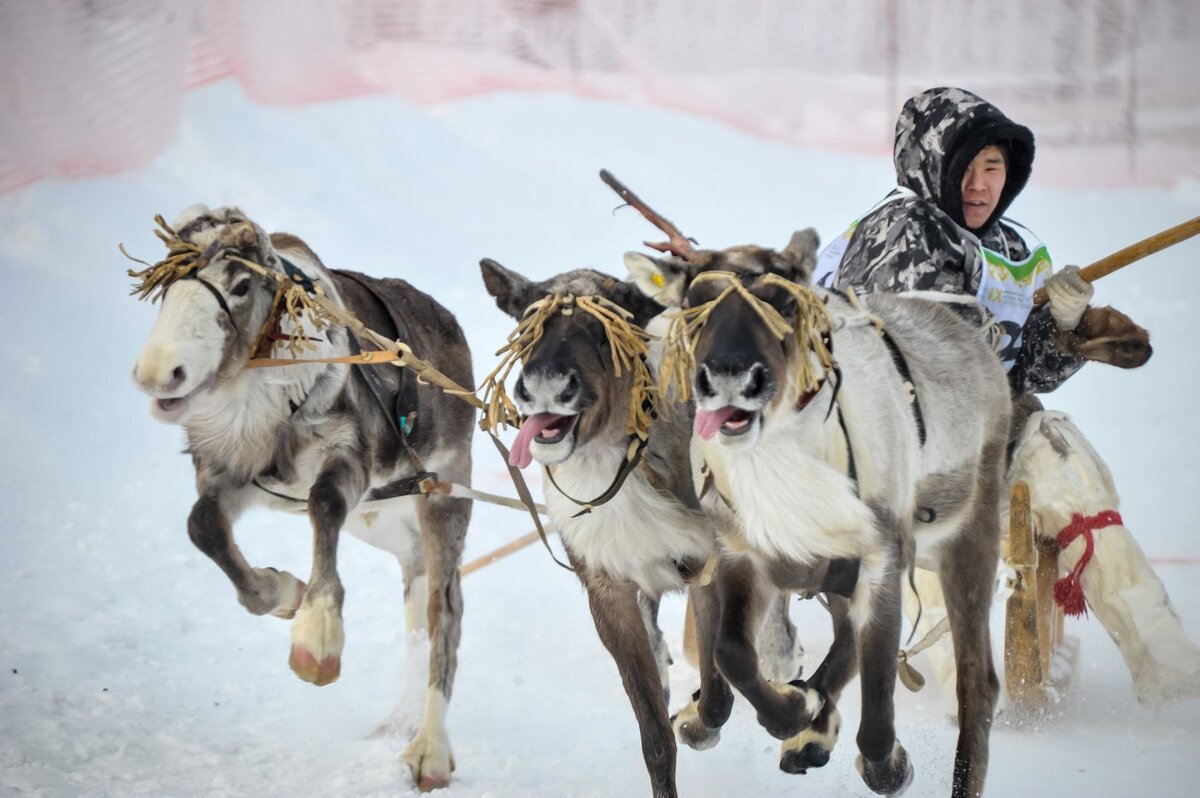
1044,265,1093,331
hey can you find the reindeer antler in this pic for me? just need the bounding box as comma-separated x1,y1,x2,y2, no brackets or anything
600,169,698,259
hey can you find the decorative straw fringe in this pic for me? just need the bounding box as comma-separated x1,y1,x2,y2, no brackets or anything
121,214,335,358
122,214,482,415
480,293,658,440
121,215,205,303
658,270,834,403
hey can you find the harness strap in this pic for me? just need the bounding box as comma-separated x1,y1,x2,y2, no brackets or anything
877,328,927,447
252,478,305,504
346,332,428,481
823,361,859,494
487,432,573,572
333,270,431,489
545,433,652,518
189,275,238,331
835,402,858,491
251,472,438,505
367,472,439,502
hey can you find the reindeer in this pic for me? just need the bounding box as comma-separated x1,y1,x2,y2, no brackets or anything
622,225,1010,797
478,259,802,798
129,205,474,791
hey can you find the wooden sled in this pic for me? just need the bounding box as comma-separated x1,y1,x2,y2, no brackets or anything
679,481,1080,715
1003,481,1080,716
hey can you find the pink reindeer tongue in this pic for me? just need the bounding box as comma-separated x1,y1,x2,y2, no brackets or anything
509,413,572,469
695,407,741,441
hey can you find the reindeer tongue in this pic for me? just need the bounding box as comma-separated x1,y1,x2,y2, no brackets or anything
695,407,741,441
509,413,572,469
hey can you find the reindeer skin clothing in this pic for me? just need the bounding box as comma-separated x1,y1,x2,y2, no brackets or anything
830,86,1085,395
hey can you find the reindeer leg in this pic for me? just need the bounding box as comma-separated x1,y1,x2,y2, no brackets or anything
671,580,734,751
758,589,805,683
289,459,365,686
854,542,913,796
939,484,1002,798
582,570,678,798
781,593,856,775
401,487,470,792
370,530,430,741
187,488,305,619
638,591,673,707
714,556,823,740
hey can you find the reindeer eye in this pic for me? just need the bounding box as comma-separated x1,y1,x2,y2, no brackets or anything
231,278,252,297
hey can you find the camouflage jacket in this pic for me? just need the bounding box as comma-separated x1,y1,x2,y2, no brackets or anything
833,87,1085,395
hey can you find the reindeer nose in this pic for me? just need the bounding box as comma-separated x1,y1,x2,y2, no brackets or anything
743,363,767,399
695,361,769,401
514,374,533,404
556,372,581,405
695,363,717,399
133,359,186,394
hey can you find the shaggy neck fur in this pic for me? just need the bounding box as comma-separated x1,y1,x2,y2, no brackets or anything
184,248,348,482
705,398,877,565
547,439,711,596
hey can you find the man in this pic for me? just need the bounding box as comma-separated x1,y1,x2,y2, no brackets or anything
816,86,1199,707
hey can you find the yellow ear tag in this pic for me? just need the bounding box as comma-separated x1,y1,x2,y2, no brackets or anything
652,273,665,287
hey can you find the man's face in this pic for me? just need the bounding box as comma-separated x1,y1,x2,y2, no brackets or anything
960,144,1007,230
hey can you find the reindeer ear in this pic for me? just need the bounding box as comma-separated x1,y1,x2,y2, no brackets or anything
480,258,537,320
171,203,212,230
625,251,688,308
781,228,820,284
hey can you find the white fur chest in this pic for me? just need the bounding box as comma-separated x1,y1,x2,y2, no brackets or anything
188,361,362,492
546,448,712,594
703,423,876,565
187,375,299,477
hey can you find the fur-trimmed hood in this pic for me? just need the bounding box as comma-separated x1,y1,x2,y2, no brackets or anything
894,87,1035,234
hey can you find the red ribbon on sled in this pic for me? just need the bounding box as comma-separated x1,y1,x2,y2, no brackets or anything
1054,510,1124,617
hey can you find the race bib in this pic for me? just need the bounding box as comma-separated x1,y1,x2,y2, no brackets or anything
976,243,1052,371
813,224,856,288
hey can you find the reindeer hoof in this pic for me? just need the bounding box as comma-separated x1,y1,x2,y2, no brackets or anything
671,700,722,751
269,569,306,619
780,702,840,774
288,591,343,685
856,741,913,796
402,732,455,792
758,679,824,740
288,645,340,686
780,742,829,774
417,774,450,792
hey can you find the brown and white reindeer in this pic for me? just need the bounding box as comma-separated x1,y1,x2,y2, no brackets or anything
478,258,803,798
130,205,474,791
623,224,1011,797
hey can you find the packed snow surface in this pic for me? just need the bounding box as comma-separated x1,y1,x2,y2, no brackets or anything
2,82,1198,796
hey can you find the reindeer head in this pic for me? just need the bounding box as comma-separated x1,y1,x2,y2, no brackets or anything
480,259,665,469
129,205,310,424
626,229,829,451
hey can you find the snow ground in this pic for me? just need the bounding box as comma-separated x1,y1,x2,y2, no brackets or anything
1,81,1199,797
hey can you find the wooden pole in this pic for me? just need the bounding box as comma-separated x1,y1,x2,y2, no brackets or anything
460,529,549,577
1032,215,1200,306
1004,482,1043,712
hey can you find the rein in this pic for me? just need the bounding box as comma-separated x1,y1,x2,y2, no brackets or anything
543,414,654,519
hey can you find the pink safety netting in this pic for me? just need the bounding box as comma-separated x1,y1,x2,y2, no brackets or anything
2,0,1198,194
